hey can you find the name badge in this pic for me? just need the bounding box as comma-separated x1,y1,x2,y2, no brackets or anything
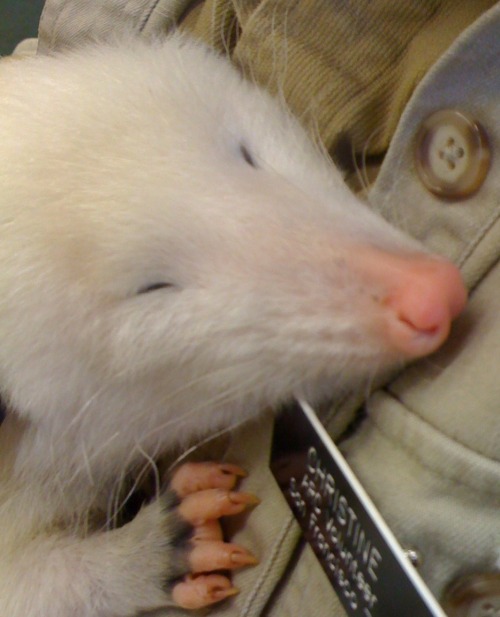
271,400,446,617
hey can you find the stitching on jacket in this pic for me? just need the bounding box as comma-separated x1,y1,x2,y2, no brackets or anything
457,196,500,287
240,514,298,617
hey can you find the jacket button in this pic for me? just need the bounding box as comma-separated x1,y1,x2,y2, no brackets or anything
442,574,500,616
415,109,491,199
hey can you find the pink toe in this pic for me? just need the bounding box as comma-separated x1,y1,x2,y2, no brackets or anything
172,574,239,609
171,462,247,498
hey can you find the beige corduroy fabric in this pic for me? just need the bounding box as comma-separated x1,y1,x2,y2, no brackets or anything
180,0,496,162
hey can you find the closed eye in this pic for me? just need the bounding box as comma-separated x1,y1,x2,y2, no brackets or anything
240,144,258,168
137,282,174,294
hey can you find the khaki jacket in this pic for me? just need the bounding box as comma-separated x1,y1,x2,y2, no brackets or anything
36,2,500,615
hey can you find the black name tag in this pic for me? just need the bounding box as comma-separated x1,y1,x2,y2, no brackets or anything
271,401,446,617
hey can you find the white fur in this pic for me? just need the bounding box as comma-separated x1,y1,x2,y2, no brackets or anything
0,35,430,616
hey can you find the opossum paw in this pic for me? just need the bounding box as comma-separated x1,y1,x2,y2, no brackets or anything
170,462,248,498
172,574,239,609
166,462,260,609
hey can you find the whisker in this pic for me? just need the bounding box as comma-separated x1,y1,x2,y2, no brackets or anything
105,448,160,530
63,356,274,486
166,414,254,474
353,125,383,198
66,431,121,487
135,444,161,500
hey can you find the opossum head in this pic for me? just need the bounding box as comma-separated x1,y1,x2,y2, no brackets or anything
0,37,465,462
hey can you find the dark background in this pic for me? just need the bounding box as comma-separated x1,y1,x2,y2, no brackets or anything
0,1,45,55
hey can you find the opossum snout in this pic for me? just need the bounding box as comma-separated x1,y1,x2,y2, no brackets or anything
366,251,467,358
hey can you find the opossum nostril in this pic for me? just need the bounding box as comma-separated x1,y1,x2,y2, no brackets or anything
398,318,440,338
384,259,467,358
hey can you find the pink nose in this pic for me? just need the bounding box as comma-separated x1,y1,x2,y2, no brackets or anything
381,255,467,358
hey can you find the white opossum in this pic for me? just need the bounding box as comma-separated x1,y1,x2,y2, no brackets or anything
0,34,465,616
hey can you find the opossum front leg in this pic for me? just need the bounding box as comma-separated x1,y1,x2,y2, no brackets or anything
3,463,258,617
168,461,260,609
88,460,259,614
